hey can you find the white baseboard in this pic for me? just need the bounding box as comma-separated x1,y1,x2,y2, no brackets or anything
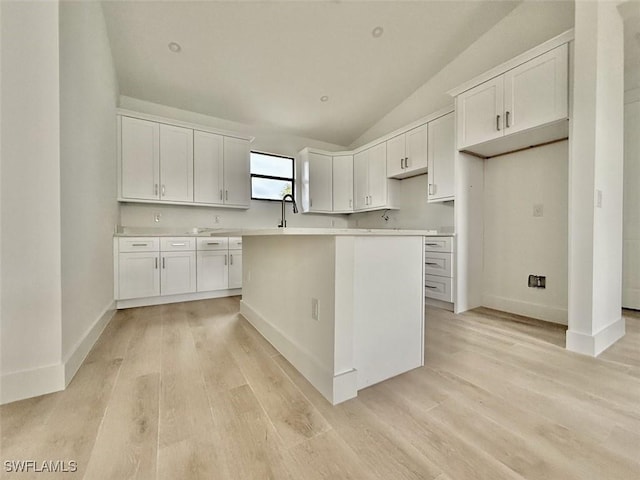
116,289,241,309
482,294,568,325
63,301,116,386
566,316,626,357
240,300,353,405
1,364,65,405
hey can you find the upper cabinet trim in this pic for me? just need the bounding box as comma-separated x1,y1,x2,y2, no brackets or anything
116,108,254,142
447,29,574,98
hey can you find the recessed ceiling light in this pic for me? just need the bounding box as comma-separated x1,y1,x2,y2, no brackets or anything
320,96,329,102
372,26,384,38
168,42,182,53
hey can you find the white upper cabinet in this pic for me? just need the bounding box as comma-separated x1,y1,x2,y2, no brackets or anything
332,155,353,213
427,112,455,203
305,152,333,212
353,149,369,211
454,42,569,157
119,112,251,208
386,124,428,179
457,77,504,150
121,116,160,200
159,124,193,202
367,142,388,209
503,44,568,135
193,130,224,204
223,137,250,208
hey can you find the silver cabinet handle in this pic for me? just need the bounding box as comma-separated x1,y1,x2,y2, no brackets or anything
154,184,159,196
506,111,510,128
224,254,227,266
132,243,148,247
425,285,438,289
496,114,501,131
162,257,165,269
220,190,223,201
428,184,434,195
225,190,228,201
426,262,440,266
425,243,440,246
155,257,158,269
310,198,313,208
230,254,233,265
400,158,404,169
161,184,166,196
171,243,186,246
404,157,409,169
207,242,220,245
349,199,352,208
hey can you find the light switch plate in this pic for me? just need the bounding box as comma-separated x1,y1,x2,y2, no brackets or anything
533,204,544,217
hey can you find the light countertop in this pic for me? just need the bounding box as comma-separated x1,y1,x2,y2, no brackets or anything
114,227,454,237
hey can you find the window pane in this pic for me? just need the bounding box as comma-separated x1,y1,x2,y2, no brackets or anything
250,152,293,178
251,177,293,200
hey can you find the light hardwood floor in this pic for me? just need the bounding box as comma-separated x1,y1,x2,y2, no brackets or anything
2,298,639,479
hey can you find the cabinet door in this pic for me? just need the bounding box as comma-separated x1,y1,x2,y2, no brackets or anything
386,134,406,178
367,142,387,208
223,137,250,207
457,76,504,149
121,116,160,200
427,112,455,203
405,124,428,173
118,252,160,300
197,251,229,292
161,251,196,295
228,251,243,289
503,44,568,135
194,130,224,204
159,124,193,202
332,154,354,212
308,152,333,212
353,150,369,210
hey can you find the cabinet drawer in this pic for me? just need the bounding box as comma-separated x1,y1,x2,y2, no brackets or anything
161,237,196,251
228,237,243,250
118,237,159,253
197,237,229,251
425,274,453,303
425,252,453,277
424,236,454,253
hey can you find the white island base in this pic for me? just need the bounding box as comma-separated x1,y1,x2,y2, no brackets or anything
238,230,425,405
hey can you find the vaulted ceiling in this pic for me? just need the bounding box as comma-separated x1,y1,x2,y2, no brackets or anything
102,1,522,146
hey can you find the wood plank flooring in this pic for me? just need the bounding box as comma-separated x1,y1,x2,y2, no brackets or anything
1,297,639,479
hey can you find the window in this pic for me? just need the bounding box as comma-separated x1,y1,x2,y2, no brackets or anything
250,151,295,201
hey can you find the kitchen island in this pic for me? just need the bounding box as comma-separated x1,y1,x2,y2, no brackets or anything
235,228,428,405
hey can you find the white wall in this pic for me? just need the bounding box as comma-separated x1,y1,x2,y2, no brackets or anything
59,2,120,378
567,1,625,356
483,141,569,324
118,96,350,230
623,93,640,309
1,1,64,402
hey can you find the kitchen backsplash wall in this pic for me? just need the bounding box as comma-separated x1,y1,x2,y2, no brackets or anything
348,174,454,230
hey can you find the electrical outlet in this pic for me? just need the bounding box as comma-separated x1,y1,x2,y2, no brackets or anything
533,204,544,217
528,275,546,288
311,298,319,320
214,215,221,224
154,213,161,223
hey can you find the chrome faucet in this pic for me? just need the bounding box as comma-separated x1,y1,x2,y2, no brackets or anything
278,194,298,228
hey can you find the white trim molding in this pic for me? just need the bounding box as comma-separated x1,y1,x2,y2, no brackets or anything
482,294,568,325
63,301,116,386
116,289,241,309
1,364,65,405
566,317,626,357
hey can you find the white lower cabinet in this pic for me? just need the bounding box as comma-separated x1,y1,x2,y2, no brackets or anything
118,252,160,300
424,236,455,307
161,251,196,295
228,250,243,289
115,235,242,307
197,251,229,292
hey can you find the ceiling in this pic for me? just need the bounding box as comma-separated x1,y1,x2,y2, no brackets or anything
102,1,521,146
